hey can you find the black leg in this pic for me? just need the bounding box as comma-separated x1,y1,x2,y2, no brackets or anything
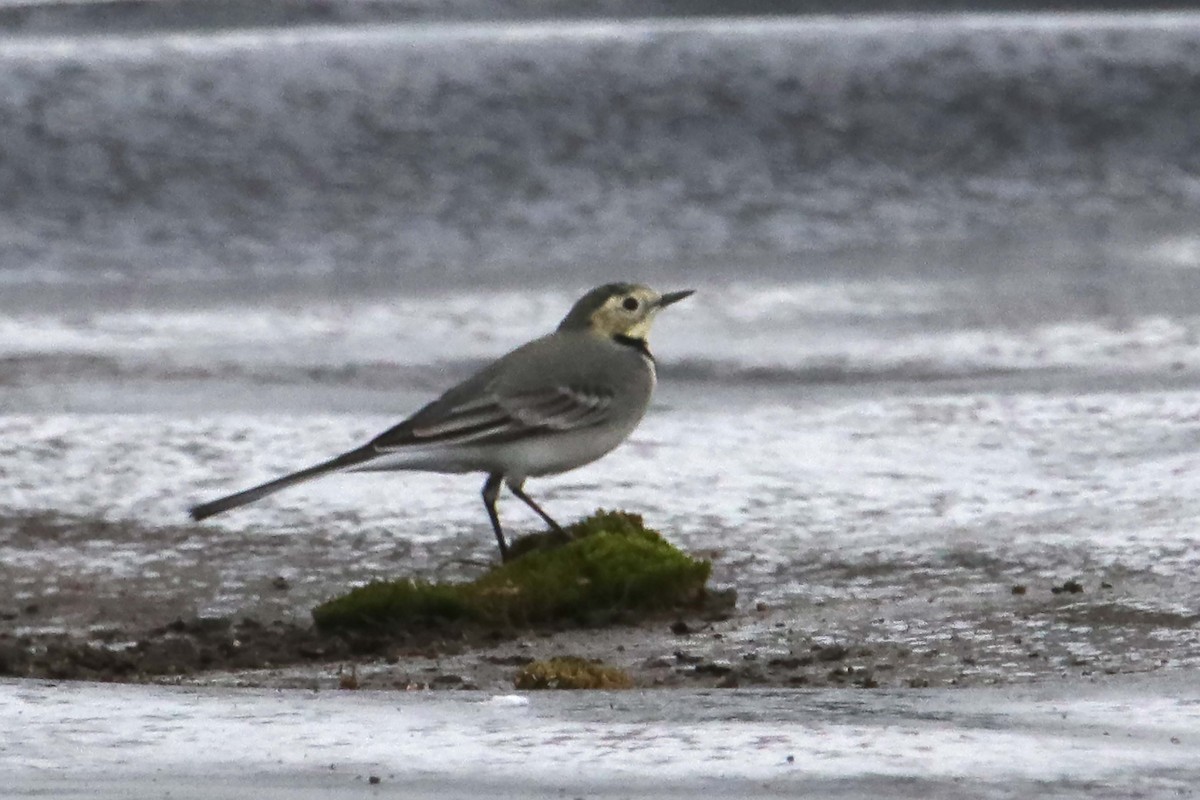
481,473,509,561
508,480,570,543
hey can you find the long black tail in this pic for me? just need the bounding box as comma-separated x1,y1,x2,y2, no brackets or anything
188,447,376,522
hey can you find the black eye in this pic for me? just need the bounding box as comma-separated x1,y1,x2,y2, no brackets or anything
622,297,639,311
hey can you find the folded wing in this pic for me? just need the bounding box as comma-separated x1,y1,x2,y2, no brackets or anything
370,384,615,450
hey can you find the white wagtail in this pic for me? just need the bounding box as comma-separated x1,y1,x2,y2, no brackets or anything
189,283,693,561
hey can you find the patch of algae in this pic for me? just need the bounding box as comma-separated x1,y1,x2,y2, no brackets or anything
312,511,712,632
513,657,633,690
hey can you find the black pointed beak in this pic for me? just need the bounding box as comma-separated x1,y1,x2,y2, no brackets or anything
656,289,695,308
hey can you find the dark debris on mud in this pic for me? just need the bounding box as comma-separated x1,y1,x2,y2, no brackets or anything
0,612,887,690
2,616,356,682
0,592,743,687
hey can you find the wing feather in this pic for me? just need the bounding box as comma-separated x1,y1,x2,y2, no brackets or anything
372,384,614,451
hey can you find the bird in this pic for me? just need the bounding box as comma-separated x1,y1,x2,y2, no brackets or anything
188,283,694,561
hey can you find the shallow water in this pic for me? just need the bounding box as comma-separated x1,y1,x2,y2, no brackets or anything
3,13,1200,290
4,675,1199,798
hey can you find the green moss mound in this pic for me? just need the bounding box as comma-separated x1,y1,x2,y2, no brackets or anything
312,510,711,632
514,657,633,690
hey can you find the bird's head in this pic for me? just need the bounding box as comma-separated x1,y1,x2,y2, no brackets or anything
557,283,694,341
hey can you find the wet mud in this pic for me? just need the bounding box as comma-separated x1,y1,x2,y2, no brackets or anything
2,511,1196,692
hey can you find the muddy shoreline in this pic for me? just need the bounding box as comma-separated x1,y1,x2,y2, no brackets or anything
3,512,1195,692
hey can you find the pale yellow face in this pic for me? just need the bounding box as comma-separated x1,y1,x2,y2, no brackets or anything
586,285,665,340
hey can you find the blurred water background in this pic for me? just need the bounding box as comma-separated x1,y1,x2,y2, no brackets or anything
6,10,1200,390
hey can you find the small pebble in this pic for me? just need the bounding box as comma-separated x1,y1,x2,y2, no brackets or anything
338,667,360,690
815,644,848,663
368,775,381,785
693,661,733,676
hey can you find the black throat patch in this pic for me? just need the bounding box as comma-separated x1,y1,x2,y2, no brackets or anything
613,334,654,362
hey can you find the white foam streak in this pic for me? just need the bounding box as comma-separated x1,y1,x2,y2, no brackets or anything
6,282,1200,385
